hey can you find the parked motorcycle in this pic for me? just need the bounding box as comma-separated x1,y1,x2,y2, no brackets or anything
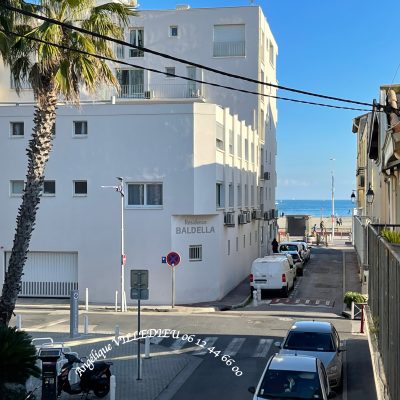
57,352,112,398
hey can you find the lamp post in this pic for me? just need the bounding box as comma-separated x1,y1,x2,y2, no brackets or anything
101,177,127,312
330,158,335,242
350,190,356,245
366,183,375,205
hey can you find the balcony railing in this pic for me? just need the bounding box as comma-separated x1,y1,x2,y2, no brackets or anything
213,41,245,57
116,84,204,100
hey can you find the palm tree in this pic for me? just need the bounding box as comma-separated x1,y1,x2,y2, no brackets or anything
0,0,134,326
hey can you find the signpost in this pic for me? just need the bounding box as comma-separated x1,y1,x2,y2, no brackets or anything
166,252,180,308
70,290,79,338
130,270,149,380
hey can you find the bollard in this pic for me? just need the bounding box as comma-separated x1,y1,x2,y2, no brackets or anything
84,315,89,335
110,375,116,400
351,302,355,319
115,325,120,341
85,288,89,312
16,314,22,330
252,290,258,307
115,290,118,312
256,285,262,302
144,336,151,359
360,305,365,333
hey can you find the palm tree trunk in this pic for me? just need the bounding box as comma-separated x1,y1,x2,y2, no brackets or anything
0,81,57,326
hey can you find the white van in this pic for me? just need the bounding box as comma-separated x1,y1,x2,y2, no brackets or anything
250,255,296,298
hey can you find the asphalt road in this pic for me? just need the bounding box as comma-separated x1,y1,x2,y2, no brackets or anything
13,246,377,400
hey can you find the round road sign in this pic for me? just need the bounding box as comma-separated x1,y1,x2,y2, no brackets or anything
166,251,181,267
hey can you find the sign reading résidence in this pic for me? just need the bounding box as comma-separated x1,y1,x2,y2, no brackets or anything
176,219,216,234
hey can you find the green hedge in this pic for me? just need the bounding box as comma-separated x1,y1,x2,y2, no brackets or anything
381,229,400,244
343,291,366,308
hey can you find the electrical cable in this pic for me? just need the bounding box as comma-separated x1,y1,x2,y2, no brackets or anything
0,27,374,113
0,2,378,109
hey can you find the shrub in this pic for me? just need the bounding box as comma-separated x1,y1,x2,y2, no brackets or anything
343,291,366,308
0,326,41,398
380,229,400,244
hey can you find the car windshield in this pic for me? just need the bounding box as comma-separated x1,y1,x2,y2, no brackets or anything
283,331,335,352
280,244,298,252
258,369,323,399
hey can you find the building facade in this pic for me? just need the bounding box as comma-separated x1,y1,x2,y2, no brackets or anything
0,5,279,304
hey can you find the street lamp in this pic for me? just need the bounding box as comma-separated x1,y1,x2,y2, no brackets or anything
330,158,335,242
101,177,127,312
366,183,375,204
350,190,356,204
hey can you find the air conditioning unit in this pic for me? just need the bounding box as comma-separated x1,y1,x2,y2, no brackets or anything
263,171,271,180
238,213,246,225
144,90,154,99
263,211,269,221
255,210,262,219
224,212,235,227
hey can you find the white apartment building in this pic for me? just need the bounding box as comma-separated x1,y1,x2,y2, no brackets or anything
0,4,279,304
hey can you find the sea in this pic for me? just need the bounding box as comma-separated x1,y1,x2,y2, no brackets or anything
276,199,354,217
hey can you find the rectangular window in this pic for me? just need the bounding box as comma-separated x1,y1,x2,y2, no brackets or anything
213,24,245,57
269,42,275,66
229,129,234,155
261,226,264,244
227,239,230,256
189,245,202,261
250,232,252,246
165,67,176,78
216,123,224,150
245,184,249,206
216,182,224,208
244,139,249,161
237,185,242,207
229,183,234,207
74,180,87,196
170,25,178,37
74,121,88,136
236,237,239,251
43,180,55,196
251,143,254,163
237,133,242,157
255,230,258,243
129,28,144,57
127,183,163,207
251,184,254,206
116,44,124,59
10,180,24,196
116,69,144,98
11,122,24,137
243,234,246,248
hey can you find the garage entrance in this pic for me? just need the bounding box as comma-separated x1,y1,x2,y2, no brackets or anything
287,215,309,236
4,251,78,297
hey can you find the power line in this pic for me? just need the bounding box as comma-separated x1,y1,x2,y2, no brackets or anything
0,27,374,113
0,2,378,109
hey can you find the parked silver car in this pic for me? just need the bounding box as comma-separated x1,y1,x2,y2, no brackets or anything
248,353,336,399
278,321,344,389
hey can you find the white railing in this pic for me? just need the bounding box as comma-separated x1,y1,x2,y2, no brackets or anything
116,83,203,99
213,41,245,57
353,215,371,266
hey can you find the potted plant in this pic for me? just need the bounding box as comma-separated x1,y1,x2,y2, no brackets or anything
380,229,400,248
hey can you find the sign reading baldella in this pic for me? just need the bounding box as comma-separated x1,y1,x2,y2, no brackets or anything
176,219,215,234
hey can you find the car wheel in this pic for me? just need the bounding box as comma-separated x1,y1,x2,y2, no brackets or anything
282,285,289,298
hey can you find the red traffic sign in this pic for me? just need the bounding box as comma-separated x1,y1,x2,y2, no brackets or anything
166,252,180,267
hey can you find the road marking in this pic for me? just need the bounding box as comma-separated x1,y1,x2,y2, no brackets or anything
305,299,310,304
295,299,301,304
192,337,218,355
325,300,330,306
30,318,69,330
315,300,320,305
252,338,273,357
223,338,245,356
170,337,187,350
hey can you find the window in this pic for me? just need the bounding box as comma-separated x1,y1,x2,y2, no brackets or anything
229,183,234,207
129,29,144,57
74,121,88,136
269,42,275,66
245,184,248,206
10,180,24,196
244,139,249,160
229,129,234,155
42,180,55,196
251,143,254,163
236,237,239,251
227,239,231,255
116,69,144,98
237,185,242,207
237,133,242,157
189,245,202,261
243,234,246,248
250,232,252,246
74,180,87,196
116,44,124,59
216,123,224,150
170,25,178,37
165,67,176,78
255,230,258,243
216,183,224,208
51,123,56,136
127,183,163,207
213,24,245,57
11,122,24,137
251,184,254,205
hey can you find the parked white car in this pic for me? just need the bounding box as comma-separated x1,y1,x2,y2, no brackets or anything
294,240,311,262
250,255,296,297
278,241,306,262
281,250,304,276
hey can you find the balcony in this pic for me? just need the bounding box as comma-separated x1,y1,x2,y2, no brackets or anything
114,84,204,100
213,41,245,57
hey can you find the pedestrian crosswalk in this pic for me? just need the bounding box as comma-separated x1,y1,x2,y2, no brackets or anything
150,335,277,358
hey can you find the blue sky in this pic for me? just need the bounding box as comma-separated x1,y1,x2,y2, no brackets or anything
137,0,398,199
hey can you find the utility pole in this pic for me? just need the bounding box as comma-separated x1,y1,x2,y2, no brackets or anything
330,158,335,243
101,177,127,312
